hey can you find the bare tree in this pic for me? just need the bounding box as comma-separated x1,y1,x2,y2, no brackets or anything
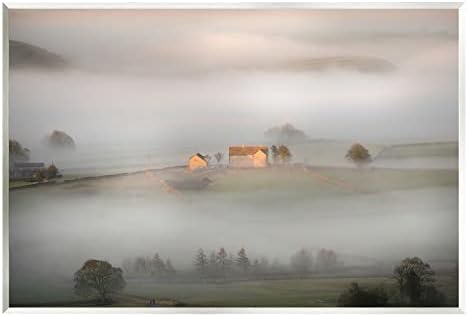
214,152,224,164
203,154,212,164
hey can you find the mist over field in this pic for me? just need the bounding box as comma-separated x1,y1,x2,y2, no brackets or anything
9,165,458,305
7,9,459,307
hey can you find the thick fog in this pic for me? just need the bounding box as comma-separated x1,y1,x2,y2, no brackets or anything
9,9,458,149
8,10,459,305
10,171,458,302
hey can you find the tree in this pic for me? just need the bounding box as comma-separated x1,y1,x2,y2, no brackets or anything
214,152,224,164
393,257,445,306
346,143,371,166
133,256,147,274
152,253,165,276
278,145,292,163
290,248,313,275
73,259,125,303
216,248,229,278
337,282,389,307
316,248,338,272
259,257,270,273
203,154,212,164
252,257,269,276
194,248,208,278
32,169,47,182
47,164,59,179
271,145,279,163
165,258,176,276
208,251,218,277
122,258,133,274
236,248,250,273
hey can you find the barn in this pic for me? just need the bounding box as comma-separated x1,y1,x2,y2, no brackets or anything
228,146,269,168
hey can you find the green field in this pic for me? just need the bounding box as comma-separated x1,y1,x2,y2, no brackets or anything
14,274,457,307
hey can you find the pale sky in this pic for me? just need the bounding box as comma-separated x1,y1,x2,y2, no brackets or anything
9,9,459,146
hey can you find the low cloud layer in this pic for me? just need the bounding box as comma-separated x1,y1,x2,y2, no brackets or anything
8,9,458,146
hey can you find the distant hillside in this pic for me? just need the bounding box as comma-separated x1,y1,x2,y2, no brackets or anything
10,40,68,70
45,130,76,150
375,142,458,160
264,123,309,144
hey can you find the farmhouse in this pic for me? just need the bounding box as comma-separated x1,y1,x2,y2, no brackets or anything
229,146,269,168
10,162,45,180
188,153,208,171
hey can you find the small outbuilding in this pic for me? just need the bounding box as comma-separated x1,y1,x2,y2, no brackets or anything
10,162,45,180
188,153,208,171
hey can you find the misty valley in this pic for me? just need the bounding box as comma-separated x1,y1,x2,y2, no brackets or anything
7,8,459,309
9,140,458,307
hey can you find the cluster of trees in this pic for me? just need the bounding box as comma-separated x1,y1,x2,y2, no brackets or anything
337,257,446,307
9,139,30,162
46,129,76,150
270,145,292,164
194,247,293,280
122,253,176,279
33,164,59,182
193,247,339,280
264,123,309,144
290,248,339,274
73,256,448,307
194,247,256,279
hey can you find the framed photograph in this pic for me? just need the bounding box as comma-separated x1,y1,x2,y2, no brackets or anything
2,1,464,313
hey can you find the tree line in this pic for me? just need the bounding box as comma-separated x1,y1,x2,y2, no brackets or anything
122,252,176,279
73,255,449,307
120,246,340,281
193,246,339,280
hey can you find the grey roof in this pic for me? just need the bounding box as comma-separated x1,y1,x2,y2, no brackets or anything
14,162,45,168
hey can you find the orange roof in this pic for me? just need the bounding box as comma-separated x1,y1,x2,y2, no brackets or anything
229,146,268,156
